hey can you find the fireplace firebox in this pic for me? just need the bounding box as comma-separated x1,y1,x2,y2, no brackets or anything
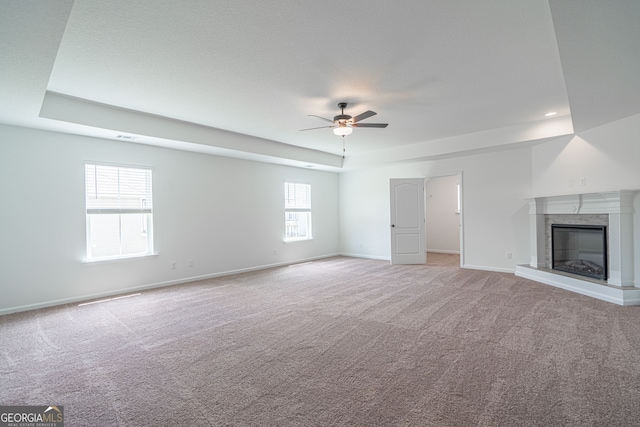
551,224,607,281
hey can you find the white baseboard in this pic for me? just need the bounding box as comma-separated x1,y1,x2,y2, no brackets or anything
463,264,515,274
339,252,391,261
0,253,341,317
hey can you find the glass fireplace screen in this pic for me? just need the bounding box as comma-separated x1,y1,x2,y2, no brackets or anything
551,224,607,281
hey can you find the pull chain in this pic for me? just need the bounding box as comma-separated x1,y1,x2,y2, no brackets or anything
342,136,345,159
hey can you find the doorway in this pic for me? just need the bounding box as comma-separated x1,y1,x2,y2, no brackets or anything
389,175,464,267
425,174,463,267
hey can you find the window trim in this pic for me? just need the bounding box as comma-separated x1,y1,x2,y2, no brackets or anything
82,253,158,265
84,162,154,262
284,181,312,242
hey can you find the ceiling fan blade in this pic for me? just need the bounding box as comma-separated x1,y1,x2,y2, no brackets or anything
352,123,388,128
352,110,377,123
308,114,334,123
300,125,335,131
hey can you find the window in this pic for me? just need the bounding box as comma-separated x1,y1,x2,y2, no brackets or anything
85,163,153,260
284,182,312,241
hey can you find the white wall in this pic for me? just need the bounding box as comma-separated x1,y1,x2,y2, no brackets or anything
339,147,533,272
0,124,339,314
532,113,640,196
339,113,640,273
5,112,638,315
425,175,460,254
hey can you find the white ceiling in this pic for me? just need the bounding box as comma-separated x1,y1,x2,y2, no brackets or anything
1,1,639,171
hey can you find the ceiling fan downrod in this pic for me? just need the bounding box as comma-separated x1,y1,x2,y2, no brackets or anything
335,102,352,123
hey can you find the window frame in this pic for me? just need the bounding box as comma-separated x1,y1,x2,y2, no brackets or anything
84,162,154,262
283,181,312,242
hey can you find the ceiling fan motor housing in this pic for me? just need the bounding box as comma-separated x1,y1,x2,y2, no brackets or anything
335,102,351,123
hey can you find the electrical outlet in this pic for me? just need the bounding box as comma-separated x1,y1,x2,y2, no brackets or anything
273,249,277,255
581,177,586,186
188,259,194,267
506,252,512,260
171,261,177,269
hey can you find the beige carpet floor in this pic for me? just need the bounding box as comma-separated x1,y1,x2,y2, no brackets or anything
1,254,640,426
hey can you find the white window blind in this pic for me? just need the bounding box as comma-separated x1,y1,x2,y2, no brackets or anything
85,164,153,260
284,182,312,241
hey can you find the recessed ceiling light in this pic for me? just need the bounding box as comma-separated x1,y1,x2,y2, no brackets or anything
545,112,557,117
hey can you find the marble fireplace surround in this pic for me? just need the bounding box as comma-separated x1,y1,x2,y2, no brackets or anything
515,190,640,306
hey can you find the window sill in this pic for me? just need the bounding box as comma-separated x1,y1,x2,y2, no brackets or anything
284,238,314,243
82,253,159,265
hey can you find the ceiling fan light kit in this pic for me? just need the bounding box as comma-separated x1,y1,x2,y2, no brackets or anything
333,123,353,136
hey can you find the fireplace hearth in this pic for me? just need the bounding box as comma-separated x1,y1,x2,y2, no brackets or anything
551,224,607,280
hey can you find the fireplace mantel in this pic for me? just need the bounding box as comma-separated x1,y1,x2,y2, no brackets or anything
516,190,640,305
528,190,637,215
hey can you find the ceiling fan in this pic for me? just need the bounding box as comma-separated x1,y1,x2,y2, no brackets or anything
300,102,388,136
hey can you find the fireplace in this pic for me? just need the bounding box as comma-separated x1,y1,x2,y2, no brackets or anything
551,224,607,280
515,190,640,306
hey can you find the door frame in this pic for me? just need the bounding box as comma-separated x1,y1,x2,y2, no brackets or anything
424,172,464,268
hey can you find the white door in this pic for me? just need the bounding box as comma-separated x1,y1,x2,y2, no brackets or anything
390,178,426,264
